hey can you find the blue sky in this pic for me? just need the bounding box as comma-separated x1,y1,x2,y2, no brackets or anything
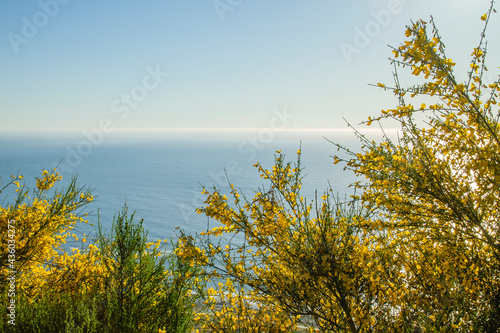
1,0,499,134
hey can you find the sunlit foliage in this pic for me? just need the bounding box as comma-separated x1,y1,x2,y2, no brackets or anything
0,172,202,333
182,2,500,332
0,169,94,297
336,2,500,330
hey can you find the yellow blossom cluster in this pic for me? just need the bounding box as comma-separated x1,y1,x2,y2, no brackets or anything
0,170,95,298
194,278,300,332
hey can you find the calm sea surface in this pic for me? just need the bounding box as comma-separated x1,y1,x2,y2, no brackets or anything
0,130,369,246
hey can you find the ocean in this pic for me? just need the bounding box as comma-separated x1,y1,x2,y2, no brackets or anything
0,129,369,246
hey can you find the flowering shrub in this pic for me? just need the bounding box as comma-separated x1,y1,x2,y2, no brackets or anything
181,2,500,332
0,170,94,296
0,172,202,333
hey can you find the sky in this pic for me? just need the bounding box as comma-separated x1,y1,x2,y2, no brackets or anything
1,0,499,136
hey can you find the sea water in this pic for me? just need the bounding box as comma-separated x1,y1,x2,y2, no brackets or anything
0,130,370,245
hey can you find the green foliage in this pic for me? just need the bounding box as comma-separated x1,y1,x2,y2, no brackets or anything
0,174,202,333
96,204,202,333
96,205,165,332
